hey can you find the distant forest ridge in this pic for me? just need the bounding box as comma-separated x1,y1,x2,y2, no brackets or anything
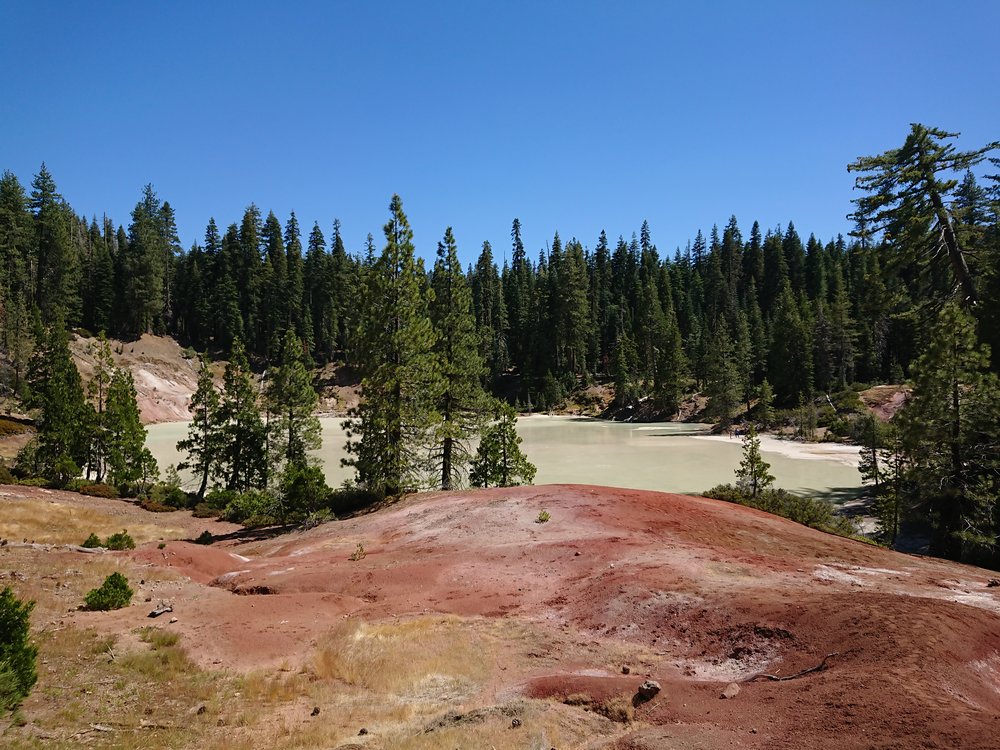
1,125,998,414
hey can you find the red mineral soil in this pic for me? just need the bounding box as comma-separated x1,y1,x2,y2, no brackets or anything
53,484,1000,748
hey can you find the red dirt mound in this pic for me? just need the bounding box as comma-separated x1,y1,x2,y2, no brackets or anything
66,484,1000,748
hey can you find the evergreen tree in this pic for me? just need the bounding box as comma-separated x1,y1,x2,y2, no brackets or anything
705,325,741,426
20,321,89,484
471,240,509,385
735,424,774,498
755,379,775,428
654,309,687,415
177,357,223,500
768,282,813,404
265,329,321,472
469,403,536,488
104,368,158,490
122,185,170,336
848,124,998,306
430,228,489,490
896,302,1000,559
612,332,639,406
343,195,443,496
217,338,266,492
30,164,80,324
85,334,116,482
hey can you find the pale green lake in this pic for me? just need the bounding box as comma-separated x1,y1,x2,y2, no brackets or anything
146,415,863,502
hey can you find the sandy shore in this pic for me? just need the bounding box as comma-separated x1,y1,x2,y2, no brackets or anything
691,432,862,468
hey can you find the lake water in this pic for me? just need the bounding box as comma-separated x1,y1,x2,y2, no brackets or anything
146,415,863,501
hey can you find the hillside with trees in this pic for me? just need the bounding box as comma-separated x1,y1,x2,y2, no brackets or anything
1,124,999,564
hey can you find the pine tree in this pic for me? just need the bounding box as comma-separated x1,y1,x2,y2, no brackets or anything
755,379,775,429
735,424,774,498
705,325,741,426
217,338,266,492
104,368,158,490
848,124,998,306
177,357,223,500
30,164,80,324
469,403,536,488
85,334,116,482
612,332,639,406
343,195,443,496
471,240,509,385
265,329,321,471
430,228,489,490
123,185,169,336
896,302,1000,559
768,282,813,405
20,321,89,484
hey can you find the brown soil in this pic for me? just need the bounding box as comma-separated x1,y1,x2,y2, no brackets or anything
3,482,997,747
70,333,206,424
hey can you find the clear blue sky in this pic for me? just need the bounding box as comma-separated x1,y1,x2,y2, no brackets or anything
2,1,998,265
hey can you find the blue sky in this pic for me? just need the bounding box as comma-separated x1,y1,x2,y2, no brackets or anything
2,1,998,265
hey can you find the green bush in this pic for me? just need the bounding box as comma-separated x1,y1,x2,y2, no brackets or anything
205,488,237,511
0,587,37,712
536,510,551,523
191,502,220,519
16,477,50,488
104,530,136,551
0,464,14,485
139,498,174,513
79,483,119,498
164,486,190,508
279,462,331,520
300,508,335,530
84,572,133,611
194,530,213,545
81,533,102,549
223,490,278,527
703,484,858,538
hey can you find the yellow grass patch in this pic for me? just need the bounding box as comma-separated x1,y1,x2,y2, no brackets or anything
0,499,181,545
312,615,491,695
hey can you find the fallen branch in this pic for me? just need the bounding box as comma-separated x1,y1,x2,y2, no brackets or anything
743,652,838,682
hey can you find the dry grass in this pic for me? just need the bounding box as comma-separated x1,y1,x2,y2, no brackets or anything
312,615,491,695
0,499,180,545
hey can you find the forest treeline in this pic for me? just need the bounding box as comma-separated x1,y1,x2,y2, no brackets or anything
1,124,999,563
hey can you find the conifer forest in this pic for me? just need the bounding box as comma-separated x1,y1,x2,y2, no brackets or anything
2,124,1000,565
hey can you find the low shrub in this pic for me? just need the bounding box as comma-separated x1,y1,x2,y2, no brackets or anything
205,488,237,511
81,533,102,549
79,483,119,499
0,464,14,485
16,477,50,488
222,490,278,526
164,486,190,508
0,587,37,711
349,542,366,561
104,530,136,551
300,508,335,530
191,502,220,519
536,510,551,523
194,530,213,545
703,484,858,538
84,572,133,611
139,498,174,513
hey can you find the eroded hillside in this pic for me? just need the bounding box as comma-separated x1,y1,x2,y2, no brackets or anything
2,483,999,748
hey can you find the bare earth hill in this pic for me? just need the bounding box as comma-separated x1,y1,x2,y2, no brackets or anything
3,483,999,748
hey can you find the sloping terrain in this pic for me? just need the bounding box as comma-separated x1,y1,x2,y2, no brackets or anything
3,483,999,748
70,333,205,424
